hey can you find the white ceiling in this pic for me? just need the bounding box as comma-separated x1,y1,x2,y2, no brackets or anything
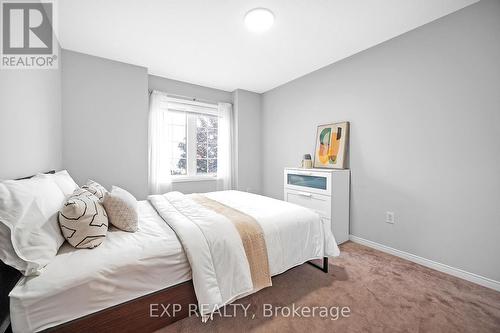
58,0,478,93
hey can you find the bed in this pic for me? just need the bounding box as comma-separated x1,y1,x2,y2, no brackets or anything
9,201,191,332
2,180,339,332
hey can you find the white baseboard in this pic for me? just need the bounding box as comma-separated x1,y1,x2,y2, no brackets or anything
348,235,500,292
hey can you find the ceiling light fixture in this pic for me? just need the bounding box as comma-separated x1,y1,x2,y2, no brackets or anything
244,8,274,33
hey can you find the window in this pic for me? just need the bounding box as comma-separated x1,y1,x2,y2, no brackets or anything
195,114,218,174
165,98,218,178
166,110,187,175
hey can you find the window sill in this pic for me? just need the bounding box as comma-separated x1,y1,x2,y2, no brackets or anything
171,175,217,183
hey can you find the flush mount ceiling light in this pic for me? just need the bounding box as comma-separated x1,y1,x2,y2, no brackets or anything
244,8,274,33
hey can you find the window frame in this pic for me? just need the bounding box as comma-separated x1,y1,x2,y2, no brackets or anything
166,97,218,182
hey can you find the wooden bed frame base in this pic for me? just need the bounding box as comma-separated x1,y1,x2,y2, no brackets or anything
43,280,197,333
42,258,329,333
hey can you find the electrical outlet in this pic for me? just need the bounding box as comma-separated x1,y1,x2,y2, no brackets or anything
386,211,395,224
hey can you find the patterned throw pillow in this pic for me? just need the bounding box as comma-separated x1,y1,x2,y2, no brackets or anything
103,186,138,232
59,188,108,249
82,179,108,201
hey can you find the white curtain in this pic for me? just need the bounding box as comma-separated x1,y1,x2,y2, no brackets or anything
148,90,172,194
217,102,234,190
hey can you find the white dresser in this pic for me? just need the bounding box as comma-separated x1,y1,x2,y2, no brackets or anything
284,168,350,244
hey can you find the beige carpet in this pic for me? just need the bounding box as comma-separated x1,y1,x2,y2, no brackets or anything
156,242,500,333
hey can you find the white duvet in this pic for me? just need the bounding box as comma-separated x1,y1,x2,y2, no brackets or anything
148,190,339,319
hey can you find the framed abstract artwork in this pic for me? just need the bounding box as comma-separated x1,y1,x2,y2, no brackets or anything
313,122,349,169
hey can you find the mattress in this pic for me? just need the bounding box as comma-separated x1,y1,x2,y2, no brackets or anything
9,201,192,333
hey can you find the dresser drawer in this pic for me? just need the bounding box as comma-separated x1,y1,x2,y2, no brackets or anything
284,169,331,195
284,189,331,218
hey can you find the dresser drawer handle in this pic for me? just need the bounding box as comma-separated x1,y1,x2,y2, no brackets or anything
296,191,312,197
295,172,313,176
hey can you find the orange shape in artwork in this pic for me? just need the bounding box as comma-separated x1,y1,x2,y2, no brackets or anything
328,131,340,164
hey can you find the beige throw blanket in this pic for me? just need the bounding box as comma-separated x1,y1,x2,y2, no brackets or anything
190,194,272,291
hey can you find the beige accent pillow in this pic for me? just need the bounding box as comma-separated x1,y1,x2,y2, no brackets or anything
59,188,108,249
82,179,108,201
103,186,138,232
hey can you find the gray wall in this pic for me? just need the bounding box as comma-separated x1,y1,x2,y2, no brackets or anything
61,54,261,197
0,58,62,179
233,89,262,193
261,0,500,281
149,75,232,103
62,50,149,198
60,60,239,197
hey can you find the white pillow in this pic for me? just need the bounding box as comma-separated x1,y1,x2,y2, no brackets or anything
82,179,108,201
0,177,66,275
0,225,25,272
36,170,79,197
103,186,138,232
